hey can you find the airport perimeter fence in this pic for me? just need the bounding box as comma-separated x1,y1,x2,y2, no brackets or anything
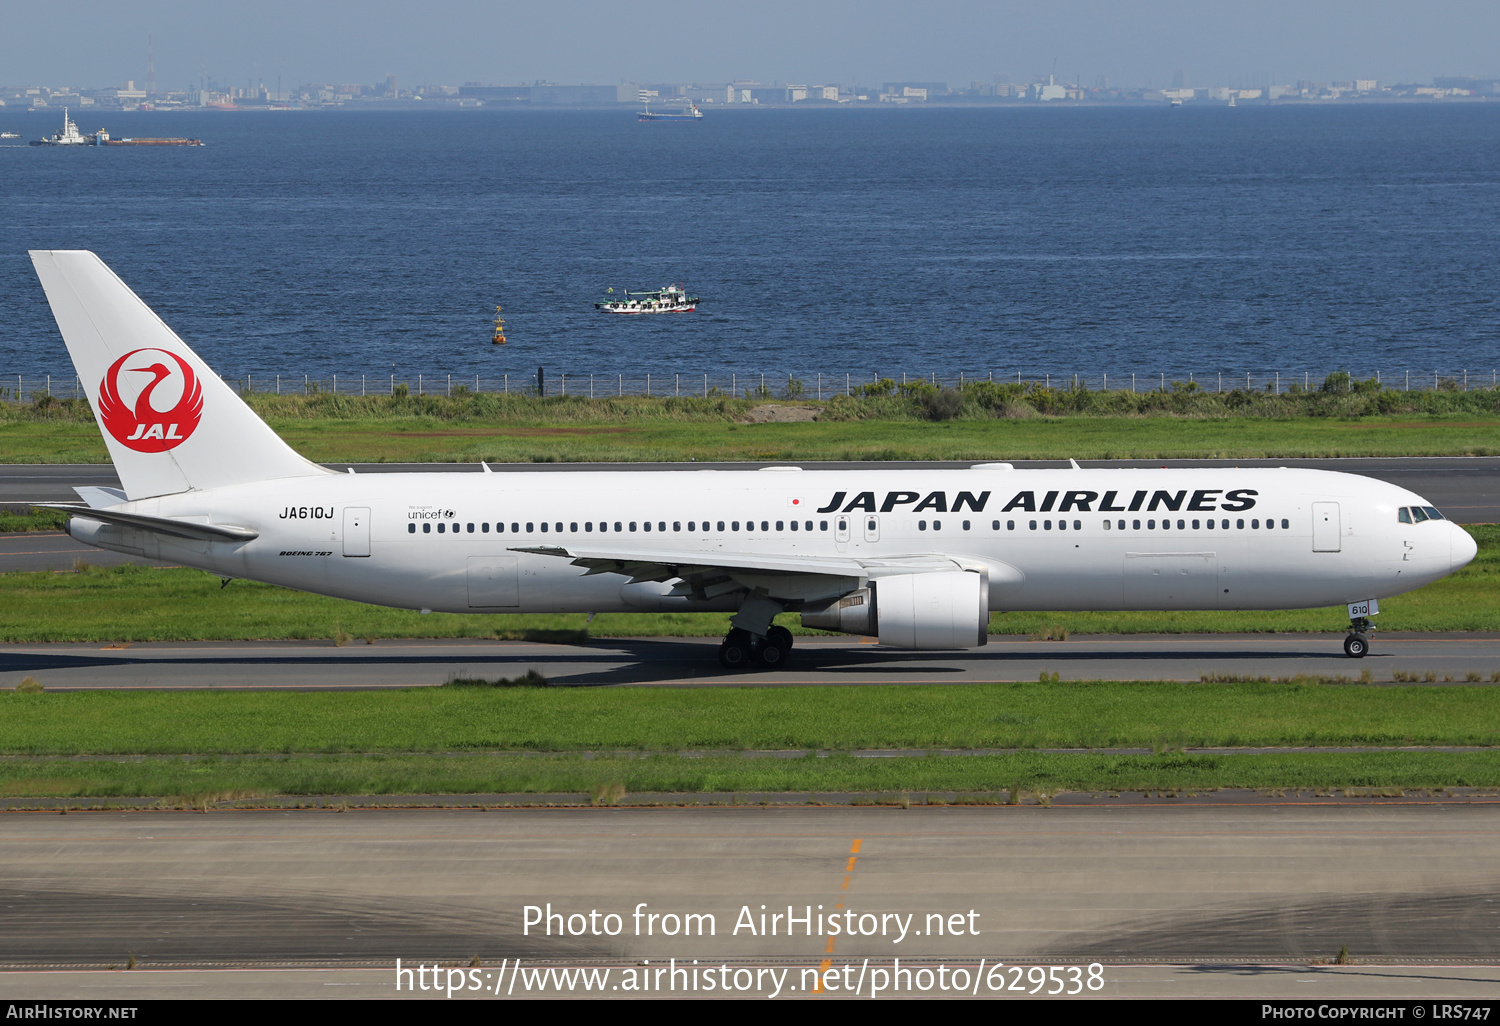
4,368,1500,402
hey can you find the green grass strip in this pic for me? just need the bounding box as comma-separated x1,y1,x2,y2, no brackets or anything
2,751,1499,799
8,414,1500,463
6,681,1500,756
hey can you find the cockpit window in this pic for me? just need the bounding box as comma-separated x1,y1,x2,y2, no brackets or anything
1423,506,1445,521
1410,506,1429,523
1398,508,1412,524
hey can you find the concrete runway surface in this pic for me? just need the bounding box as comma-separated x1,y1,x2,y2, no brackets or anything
0,805,1497,999
2,633,1497,690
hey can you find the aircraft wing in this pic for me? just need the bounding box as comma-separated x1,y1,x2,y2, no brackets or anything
35,503,259,542
509,544,963,585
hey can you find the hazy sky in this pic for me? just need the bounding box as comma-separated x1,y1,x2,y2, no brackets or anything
5,0,1498,91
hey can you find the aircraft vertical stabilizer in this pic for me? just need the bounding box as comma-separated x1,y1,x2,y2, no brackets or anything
30,250,332,499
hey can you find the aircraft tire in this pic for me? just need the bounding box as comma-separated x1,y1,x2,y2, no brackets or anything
766,626,793,652
1343,634,1370,659
755,635,790,669
718,629,754,670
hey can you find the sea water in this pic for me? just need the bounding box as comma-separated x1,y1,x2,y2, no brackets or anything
2,104,1498,386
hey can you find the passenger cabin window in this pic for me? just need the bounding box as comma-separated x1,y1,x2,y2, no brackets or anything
438,523,446,534
1281,519,1289,529
423,523,431,534
408,523,415,534
481,523,489,533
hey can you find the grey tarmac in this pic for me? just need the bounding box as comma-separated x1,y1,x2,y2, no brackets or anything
2,633,1498,690
0,805,1497,999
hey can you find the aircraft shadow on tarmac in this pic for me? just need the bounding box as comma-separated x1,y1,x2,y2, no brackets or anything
0,636,1364,689
0,888,604,965
1046,890,1500,963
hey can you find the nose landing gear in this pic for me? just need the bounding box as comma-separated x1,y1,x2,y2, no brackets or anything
1344,615,1374,659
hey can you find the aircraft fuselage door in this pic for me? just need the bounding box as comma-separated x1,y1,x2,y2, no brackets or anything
343,507,370,557
863,515,881,543
1312,502,1341,552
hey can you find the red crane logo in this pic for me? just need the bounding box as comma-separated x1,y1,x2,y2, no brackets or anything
98,348,203,452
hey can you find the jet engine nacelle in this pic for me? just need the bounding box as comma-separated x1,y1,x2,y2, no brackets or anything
800,569,989,650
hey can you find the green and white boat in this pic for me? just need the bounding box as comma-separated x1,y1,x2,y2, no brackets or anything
595,284,699,314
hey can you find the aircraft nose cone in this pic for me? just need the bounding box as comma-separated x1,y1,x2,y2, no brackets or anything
1452,524,1478,572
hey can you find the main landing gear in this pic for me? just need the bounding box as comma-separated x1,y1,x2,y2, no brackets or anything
718,625,793,670
1343,615,1374,659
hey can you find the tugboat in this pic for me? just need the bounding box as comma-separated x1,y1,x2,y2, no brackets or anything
594,285,699,314
29,108,90,146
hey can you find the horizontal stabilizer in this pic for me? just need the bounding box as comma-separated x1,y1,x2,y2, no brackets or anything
37,503,258,542
72,486,128,508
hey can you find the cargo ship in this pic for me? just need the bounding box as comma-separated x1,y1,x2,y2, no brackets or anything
29,111,202,147
638,98,702,122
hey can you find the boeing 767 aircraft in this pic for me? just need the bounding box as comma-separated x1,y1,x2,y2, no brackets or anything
28,251,1477,667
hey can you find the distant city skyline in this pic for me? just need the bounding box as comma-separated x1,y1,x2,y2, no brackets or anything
2,0,1498,95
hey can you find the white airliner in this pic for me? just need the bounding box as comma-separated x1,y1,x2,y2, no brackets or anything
30,251,1477,667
